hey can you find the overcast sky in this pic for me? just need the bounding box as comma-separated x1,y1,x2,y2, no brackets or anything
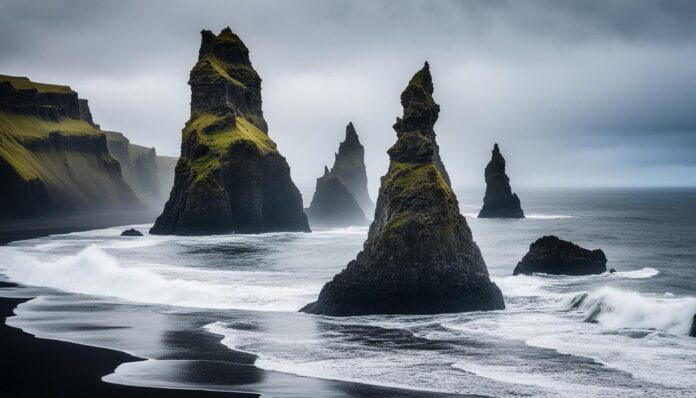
2,0,696,198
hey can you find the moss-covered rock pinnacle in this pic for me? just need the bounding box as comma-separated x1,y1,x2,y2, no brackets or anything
150,27,309,235
301,63,504,316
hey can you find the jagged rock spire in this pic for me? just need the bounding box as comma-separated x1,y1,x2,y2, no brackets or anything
329,122,374,213
478,143,524,218
190,27,267,133
301,63,504,316
392,62,450,186
150,27,309,235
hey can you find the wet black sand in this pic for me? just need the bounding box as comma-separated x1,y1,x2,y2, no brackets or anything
0,211,157,245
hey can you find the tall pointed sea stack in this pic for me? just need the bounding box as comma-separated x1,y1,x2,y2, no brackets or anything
301,63,505,316
305,166,368,227
150,28,309,235
477,143,524,219
330,122,374,213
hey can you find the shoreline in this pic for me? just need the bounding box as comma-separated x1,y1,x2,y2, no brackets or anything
0,211,159,245
0,287,257,397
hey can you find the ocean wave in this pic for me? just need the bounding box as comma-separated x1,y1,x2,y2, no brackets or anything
562,286,696,335
0,245,316,311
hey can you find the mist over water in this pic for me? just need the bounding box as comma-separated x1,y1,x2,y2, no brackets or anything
1,188,695,397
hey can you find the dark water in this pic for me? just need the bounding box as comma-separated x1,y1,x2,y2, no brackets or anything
0,188,695,397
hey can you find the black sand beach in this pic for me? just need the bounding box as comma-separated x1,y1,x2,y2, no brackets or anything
0,296,257,397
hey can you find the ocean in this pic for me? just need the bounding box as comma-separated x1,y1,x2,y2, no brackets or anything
1,188,695,397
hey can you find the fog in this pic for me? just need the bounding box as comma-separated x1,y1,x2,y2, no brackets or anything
2,0,696,197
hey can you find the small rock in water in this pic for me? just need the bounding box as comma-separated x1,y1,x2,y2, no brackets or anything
609,268,616,274
121,228,143,237
690,315,696,337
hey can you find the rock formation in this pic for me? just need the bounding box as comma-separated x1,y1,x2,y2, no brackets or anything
301,62,505,316
513,236,607,276
104,130,172,206
329,122,374,213
150,28,309,235
305,166,368,227
690,315,696,337
121,228,143,236
477,143,524,219
0,75,139,218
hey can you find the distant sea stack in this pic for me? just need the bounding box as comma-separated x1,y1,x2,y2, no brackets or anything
301,62,505,316
305,166,368,228
150,28,309,235
513,236,607,276
477,143,524,219
0,75,139,218
329,122,374,213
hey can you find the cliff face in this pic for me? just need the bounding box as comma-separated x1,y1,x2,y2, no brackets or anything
478,143,524,218
104,131,165,206
0,75,139,218
150,28,309,235
301,63,504,316
305,166,367,227
329,122,374,213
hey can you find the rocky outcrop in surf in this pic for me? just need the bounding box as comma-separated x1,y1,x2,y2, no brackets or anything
301,62,504,316
121,228,143,236
478,143,524,219
150,28,309,235
0,75,139,218
329,122,374,213
513,236,607,276
690,315,696,337
305,166,367,228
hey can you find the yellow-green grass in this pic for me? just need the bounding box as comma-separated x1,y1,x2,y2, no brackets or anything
0,75,74,94
0,111,100,138
185,112,277,183
0,111,103,181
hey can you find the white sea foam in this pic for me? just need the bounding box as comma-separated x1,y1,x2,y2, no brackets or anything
0,245,318,311
564,286,696,335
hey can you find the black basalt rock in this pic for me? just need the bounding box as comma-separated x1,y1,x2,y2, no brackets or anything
329,122,374,214
305,166,368,228
301,62,504,316
513,236,607,276
150,27,309,235
478,143,524,219
121,228,143,237
690,315,696,337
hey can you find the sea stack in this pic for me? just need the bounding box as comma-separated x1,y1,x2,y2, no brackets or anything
513,236,607,276
477,143,524,218
329,122,374,213
150,28,309,235
301,62,505,316
305,166,368,228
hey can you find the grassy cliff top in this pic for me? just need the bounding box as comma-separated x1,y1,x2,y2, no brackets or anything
185,112,277,183
0,111,100,138
0,112,104,182
0,75,74,94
